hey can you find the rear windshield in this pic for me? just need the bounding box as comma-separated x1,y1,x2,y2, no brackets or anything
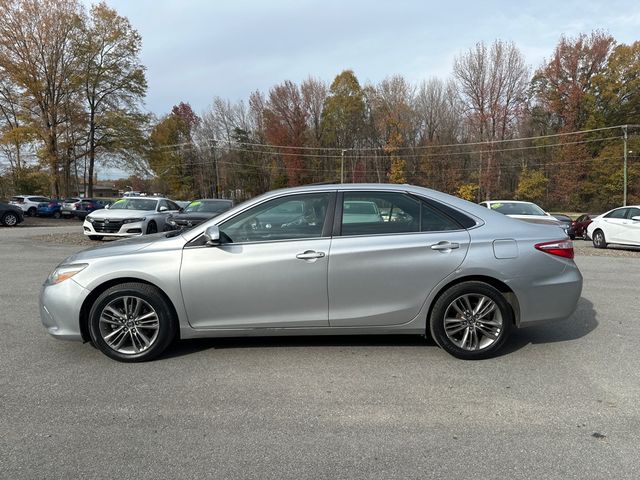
11,196,24,201
490,202,546,216
185,200,232,213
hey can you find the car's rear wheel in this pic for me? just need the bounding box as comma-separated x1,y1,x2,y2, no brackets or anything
429,281,513,360
592,229,607,249
27,207,37,217
53,210,61,219
1,212,19,226
146,221,157,234
88,235,103,241
88,282,177,362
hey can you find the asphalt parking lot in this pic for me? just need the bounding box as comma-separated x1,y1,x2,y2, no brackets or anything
1,225,639,479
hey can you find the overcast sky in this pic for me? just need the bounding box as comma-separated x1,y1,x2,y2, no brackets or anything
92,0,638,179
101,0,640,117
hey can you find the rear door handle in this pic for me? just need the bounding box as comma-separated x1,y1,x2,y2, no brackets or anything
430,241,459,251
296,250,325,260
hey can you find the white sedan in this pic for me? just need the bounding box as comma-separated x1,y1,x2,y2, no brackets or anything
586,205,640,249
83,197,181,240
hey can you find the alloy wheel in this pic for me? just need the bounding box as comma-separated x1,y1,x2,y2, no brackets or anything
4,213,18,226
443,294,503,351
98,296,160,355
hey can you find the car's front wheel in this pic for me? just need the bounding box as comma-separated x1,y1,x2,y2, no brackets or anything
1,212,19,226
592,229,607,249
429,281,513,360
88,282,177,362
146,221,157,234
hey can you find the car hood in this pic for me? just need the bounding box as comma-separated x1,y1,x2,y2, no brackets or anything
64,232,185,262
88,209,154,220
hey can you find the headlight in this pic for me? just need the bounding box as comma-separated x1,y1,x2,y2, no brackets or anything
123,217,145,224
86,216,95,223
46,264,88,285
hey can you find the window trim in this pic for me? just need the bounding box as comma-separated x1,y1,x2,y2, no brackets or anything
186,191,337,248
333,190,474,238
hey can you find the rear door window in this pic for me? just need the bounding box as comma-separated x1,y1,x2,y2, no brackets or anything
604,208,627,219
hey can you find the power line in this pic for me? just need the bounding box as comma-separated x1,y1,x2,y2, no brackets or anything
211,124,635,152
145,135,621,159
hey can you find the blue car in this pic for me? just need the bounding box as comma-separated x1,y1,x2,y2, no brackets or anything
37,200,63,218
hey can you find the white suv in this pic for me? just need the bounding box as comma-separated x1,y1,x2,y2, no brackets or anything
10,195,51,217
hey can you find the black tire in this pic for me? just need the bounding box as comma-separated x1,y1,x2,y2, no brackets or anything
88,282,177,362
27,207,37,217
53,210,61,219
146,221,157,234
429,281,513,360
88,235,103,241
1,212,20,227
592,229,607,249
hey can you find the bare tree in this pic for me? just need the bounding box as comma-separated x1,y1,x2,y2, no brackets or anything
453,40,529,199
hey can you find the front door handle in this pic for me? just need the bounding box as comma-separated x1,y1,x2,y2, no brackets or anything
430,241,459,251
296,250,326,260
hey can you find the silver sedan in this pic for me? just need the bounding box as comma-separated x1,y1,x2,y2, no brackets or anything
40,184,582,362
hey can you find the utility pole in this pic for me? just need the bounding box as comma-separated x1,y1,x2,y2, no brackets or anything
341,149,346,184
623,125,628,206
211,140,220,198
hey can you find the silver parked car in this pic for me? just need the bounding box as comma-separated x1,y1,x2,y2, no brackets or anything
41,184,582,362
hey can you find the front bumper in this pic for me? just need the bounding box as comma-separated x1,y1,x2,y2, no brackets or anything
40,278,90,341
83,219,145,237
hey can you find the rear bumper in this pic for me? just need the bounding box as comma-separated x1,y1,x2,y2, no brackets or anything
511,263,583,327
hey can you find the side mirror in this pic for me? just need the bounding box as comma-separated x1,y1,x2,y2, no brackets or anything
104,204,110,209
159,206,168,212
631,216,640,222
204,225,221,246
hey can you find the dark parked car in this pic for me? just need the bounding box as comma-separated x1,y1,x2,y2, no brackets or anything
37,200,63,218
573,214,599,239
551,214,576,239
0,201,24,226
73,198,110,219
164,199,233,231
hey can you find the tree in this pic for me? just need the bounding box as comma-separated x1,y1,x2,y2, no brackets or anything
516,168,548,203
147,105,200,199
588,41,640,127
453,40,529,199
0,0,83,196
79,1,147,197
263,80,309,186
531,31,615,207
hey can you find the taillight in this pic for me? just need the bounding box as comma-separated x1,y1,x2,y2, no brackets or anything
535,240,574,259
74,203,80,208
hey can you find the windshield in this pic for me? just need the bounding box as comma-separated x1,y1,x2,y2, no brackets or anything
490,202,546,216
185,200,232,213
109,198,158,211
